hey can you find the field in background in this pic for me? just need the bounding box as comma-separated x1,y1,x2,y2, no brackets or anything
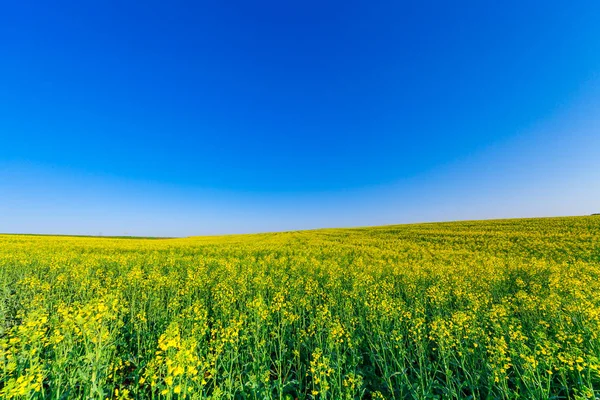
1,216,599,399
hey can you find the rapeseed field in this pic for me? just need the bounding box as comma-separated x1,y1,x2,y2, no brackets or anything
1,216,599,399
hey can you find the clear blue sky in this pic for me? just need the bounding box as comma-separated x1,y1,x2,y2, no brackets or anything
1,1,599,236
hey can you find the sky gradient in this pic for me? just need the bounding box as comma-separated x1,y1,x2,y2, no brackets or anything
1,1,600,236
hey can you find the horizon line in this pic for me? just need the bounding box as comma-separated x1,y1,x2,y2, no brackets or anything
1,214,596,240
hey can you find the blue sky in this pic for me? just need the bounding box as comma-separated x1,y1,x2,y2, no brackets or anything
1,1,599,236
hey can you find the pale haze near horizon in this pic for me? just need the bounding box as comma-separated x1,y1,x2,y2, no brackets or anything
2,89,599,237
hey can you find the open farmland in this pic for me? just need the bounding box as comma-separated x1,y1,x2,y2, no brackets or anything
1,216,599,399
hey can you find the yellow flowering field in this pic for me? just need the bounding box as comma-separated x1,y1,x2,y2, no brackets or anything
1,216,599,399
